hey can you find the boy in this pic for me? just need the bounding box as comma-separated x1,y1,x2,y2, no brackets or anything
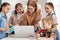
39,18,55,40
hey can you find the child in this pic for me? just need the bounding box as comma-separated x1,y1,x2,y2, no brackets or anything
39,18,55,40
0,2,10,39
45,2,59,40
9,3,24,34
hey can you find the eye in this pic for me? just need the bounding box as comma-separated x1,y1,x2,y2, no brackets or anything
27,8,30,10
45,7,49,9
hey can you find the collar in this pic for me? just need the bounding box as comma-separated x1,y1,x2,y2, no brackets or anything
1,12,7,20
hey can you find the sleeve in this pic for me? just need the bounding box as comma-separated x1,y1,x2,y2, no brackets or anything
33,9,41,31
34,8,41,24
52,15,57,24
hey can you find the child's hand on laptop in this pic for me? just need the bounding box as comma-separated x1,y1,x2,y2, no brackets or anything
35,33,40,39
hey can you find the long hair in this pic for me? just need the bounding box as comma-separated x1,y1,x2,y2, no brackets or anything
27,0,37,12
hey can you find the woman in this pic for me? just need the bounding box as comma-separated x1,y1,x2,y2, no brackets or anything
19,0,41,32
9,3,24,34
0,2,10,39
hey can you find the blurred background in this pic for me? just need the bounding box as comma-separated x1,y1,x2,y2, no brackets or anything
0,0,60,37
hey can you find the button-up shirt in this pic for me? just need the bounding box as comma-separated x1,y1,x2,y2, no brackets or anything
0,12,7,39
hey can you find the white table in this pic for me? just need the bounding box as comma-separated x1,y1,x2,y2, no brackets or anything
1,37,54,40
37,37,54,40
1,35,54,40
1,37,36,40
1,38,31,40
1,35,36,40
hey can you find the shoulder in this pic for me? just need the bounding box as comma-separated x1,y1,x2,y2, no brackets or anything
51,13,56,17
51,13,56,18
36,7,41,16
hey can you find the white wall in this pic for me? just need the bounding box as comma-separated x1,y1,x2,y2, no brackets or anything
38,0,47,18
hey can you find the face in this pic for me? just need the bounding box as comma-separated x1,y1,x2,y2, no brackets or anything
16,6,23,14
42,20,51,29
27,5,35,15
45,4,53,14
3,5,10,14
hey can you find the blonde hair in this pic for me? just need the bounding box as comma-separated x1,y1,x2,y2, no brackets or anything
42,17,53,24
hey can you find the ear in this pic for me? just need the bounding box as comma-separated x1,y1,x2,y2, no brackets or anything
2,6,5,9
1,7,5,11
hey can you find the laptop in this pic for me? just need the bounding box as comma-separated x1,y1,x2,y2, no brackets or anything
14,26,35,38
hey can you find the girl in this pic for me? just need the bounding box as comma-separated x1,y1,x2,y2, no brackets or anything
45,2,59,40
9,3,24,34
0,2,10,39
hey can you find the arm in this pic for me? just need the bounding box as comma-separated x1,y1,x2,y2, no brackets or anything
34,23,38,31
34,9,41,31
9,16,13,27
0,15,6,31
6,21,10,32
52,15,57,31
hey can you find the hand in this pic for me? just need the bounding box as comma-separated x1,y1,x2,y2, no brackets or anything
35,33,40,40
9,24,13,27
35,33,40,38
